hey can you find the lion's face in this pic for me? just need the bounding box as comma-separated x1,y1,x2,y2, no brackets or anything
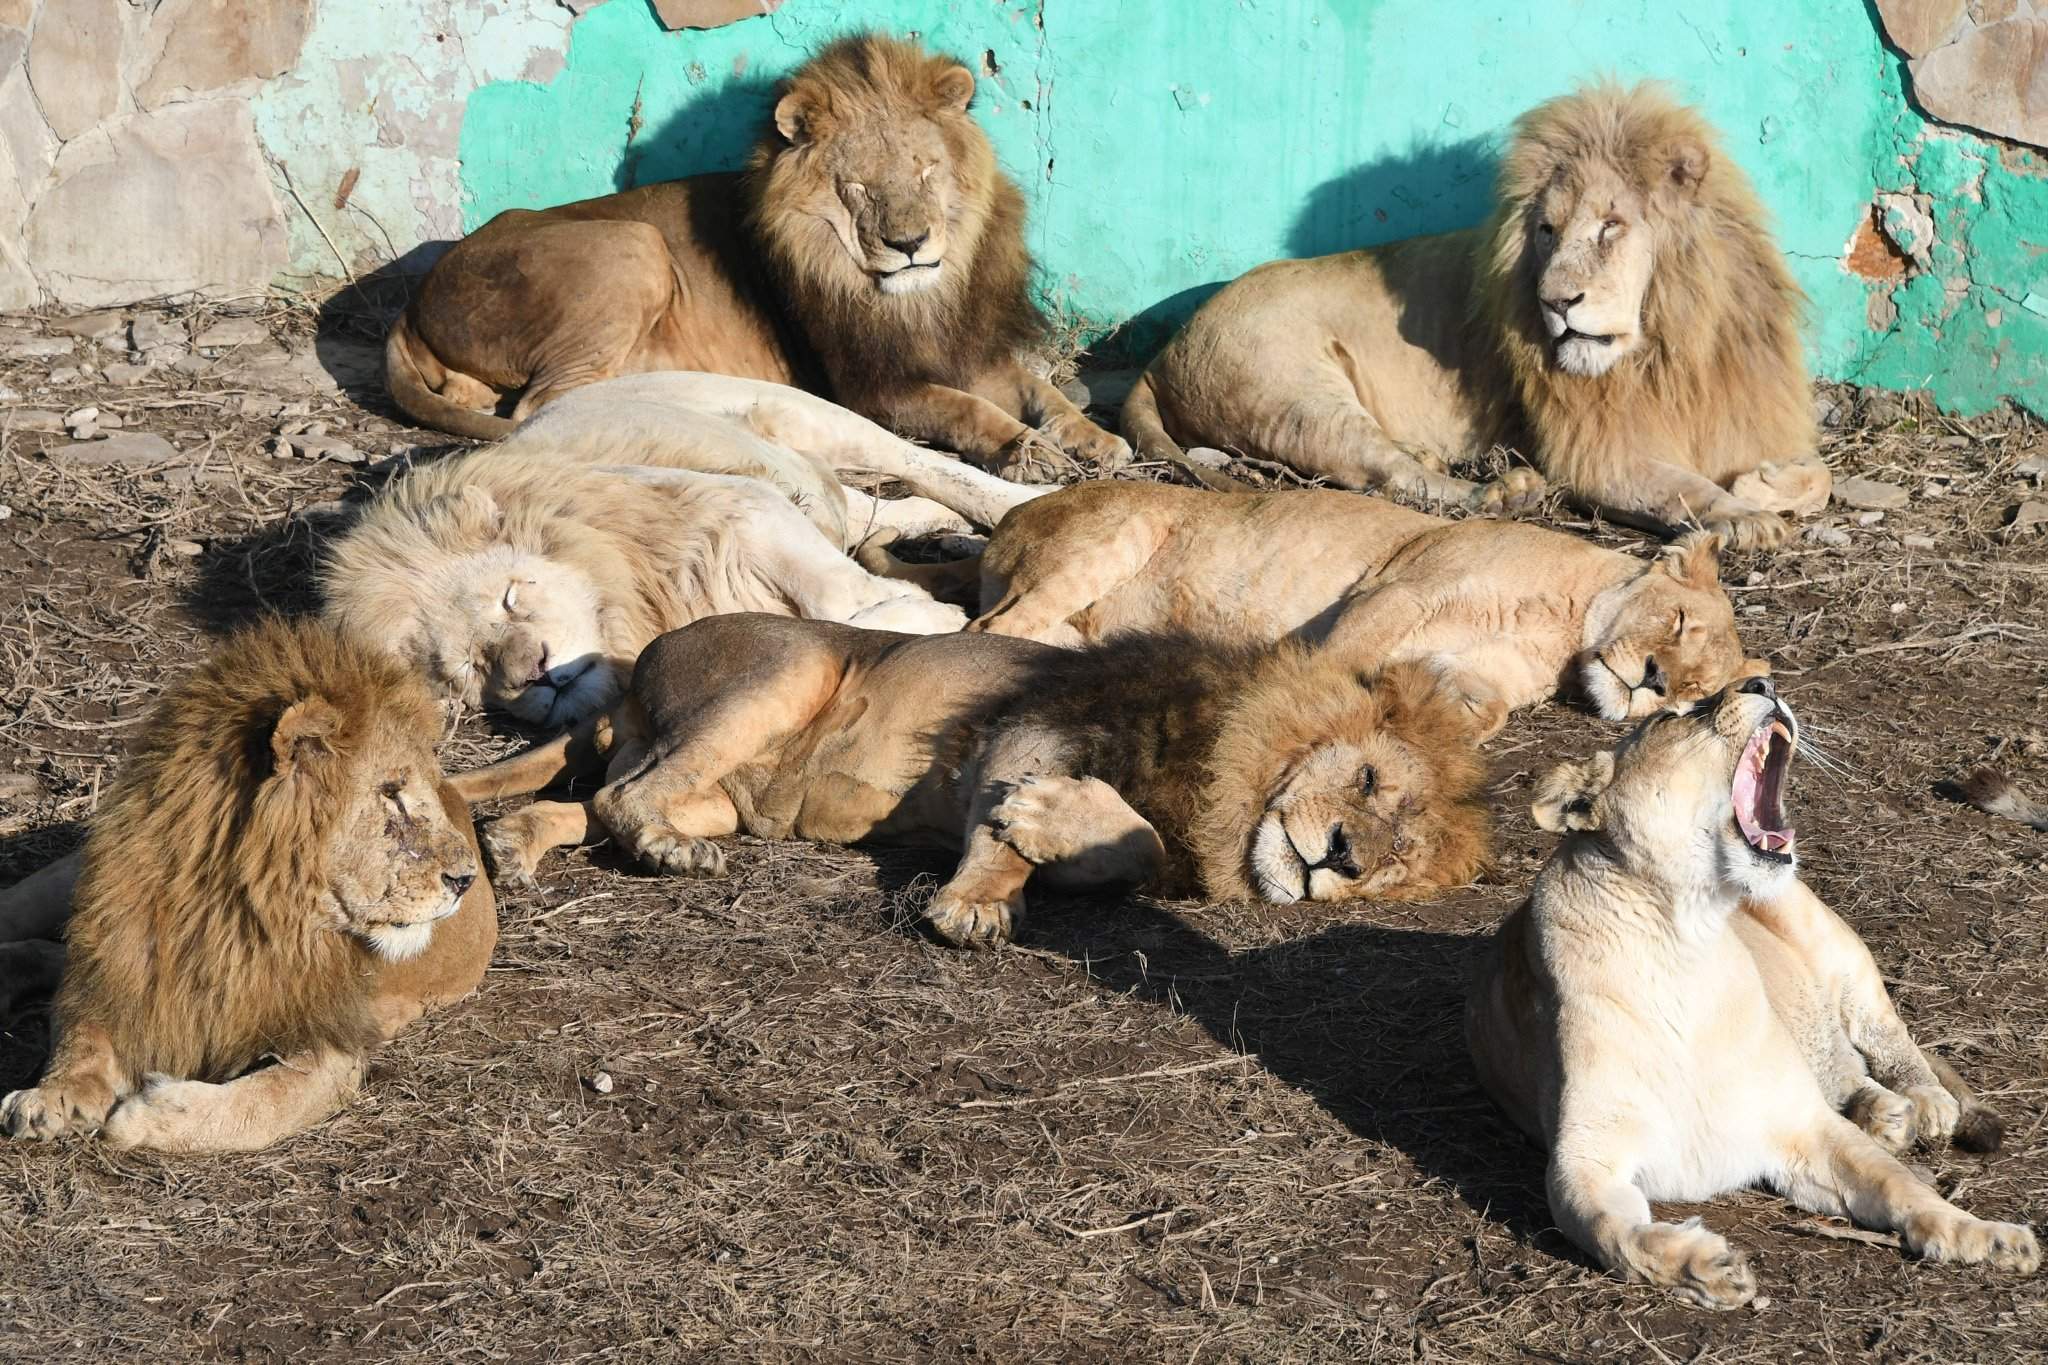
1524,161,1659,377
1237,664,1491,905
265,696,480,963
769,53,980,297
1535,677,1798,902
405,547,618,728
1578,532,1765,721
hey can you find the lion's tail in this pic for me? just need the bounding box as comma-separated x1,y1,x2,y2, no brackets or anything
1929,1054,2005,1153
1119,371,1249,492
446,707,622,806
385,314,519,442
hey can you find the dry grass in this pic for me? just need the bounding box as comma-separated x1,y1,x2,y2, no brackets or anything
0,319,2045,1363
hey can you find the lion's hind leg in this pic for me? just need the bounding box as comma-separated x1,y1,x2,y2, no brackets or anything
481,800,605,887
100,1046,365,1154
1546,1143,1758,1309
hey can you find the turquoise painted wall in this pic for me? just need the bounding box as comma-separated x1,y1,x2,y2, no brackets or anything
458,0,2048,416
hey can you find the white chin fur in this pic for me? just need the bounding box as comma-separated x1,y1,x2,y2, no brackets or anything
876,263,943,296
1555,337,1624,377
363,920,436,962
1249,817,1305,904
1716,832,1798,899
1577,658,1634,721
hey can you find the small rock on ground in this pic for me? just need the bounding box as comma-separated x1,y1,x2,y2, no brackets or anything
50,432,180,466
1834,474,1910,511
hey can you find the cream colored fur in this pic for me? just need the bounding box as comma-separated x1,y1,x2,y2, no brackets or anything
1467,683,2037,1307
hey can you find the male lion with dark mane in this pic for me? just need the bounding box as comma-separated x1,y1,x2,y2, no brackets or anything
0,620,495,1153
1122,82,1824,547
452,616,1492,948
389,33,1124,480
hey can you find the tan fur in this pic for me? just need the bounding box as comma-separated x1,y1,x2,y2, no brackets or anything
1123,82,1823,548
452,617,1491,950
388,34,1123,478
968,481,1766,732
320,438,966,730
0,619,496,1153
1466,683,2036,1307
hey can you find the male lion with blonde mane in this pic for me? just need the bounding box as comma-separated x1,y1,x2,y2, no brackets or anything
320,372,1035,729
0,620,495,1154
388,33,1124,480
918,481,1765,737
452,616,1492,948
1466,678,2036,1308
1122,82,1824,547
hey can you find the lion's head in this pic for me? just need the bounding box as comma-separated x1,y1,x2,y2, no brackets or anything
1195,654,1492,904
1576,530,1766,721
322,454,687,729
1534,675,1798,902
59,620,482,1084
1480,82,1809,433
754,33,991,299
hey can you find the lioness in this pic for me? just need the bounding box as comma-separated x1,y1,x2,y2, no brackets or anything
1122,82,1823,548
0,620,496,1153
389,33,1125,479
951,482,1763,736
1466,678,2037,1307
453,616,1493,947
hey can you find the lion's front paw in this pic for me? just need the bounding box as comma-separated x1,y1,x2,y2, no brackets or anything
100,1076,208,1151
1472,466,1548,515
986,776,1069,865
1731,460,1831,517
1041,412,1132,472
926,880,1023,949
1846,1083,1916,1153
1632,1220,1757,1310
479,820,545,889
1387,468,1480,512
1,1078,115,1142
1902,1084,1963,1147
1907,1213,2041,1273
989,429,1076,485
632,826,727,878
1702,506,1790,552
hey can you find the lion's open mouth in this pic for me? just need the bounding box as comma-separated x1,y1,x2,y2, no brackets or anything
1732,714,1795,863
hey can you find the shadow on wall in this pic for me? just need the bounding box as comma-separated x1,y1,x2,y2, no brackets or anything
1286,133,1500,260
615,76,781,194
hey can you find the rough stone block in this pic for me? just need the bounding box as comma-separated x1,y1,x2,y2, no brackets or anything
1910,18,2048,148
649,0,781,31
137,0,314,108
1875,0,1968,56
26,0,124,141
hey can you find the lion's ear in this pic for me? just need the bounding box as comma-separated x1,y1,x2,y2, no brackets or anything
774,88,830,145
1665,137,1710,196
929,62,974,113
1659,529,1724,589
271,697,343,776
1532,751,1615,832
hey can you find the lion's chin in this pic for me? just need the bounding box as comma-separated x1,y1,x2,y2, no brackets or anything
1249,817,1307,904
360,918,437,963
1554,333,1630,377
1577,655,1637,721
875,262,944,296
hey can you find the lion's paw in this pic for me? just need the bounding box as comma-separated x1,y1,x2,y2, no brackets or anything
1907,1214,2041,1273
986,776,1070,865
1042,413,1132,472
634,828,727,878
849,595,969,636
100,1076,209,1151
1472,466,1548,515
1702,507,1790,553
1,1078,113,1142
989,429,1077,485
479,821,544,889
926,881,1022,949
1902,1084,1963,1148
1632,1219,1756,1310
1847,1083,1916,1153
1386,468,1481,512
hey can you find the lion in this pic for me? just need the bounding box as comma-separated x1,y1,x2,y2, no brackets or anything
1121,82,1824,548
319,389,990,728
450,615,1493,948
388,33,1125,481
0,619,496,1154
933,481,1764,738
1465,677,2037,1308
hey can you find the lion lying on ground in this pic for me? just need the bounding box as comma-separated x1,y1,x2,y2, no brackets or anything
1465,678,2036,1307
1122,82,1824,547
938,481,1763,737
389,33,1124,481
320,378,1010,728
452,615,1492,947
0,620,495,1154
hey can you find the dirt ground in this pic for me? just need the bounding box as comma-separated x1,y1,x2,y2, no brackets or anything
0,301,2044,1364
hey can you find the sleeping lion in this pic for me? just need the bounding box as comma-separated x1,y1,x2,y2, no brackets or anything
1466,678,2037,1307
452,616,1493,947
892,481,1765,738
1122,82,1824,548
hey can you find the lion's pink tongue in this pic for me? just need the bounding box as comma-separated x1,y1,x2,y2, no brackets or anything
1733,751,1764,843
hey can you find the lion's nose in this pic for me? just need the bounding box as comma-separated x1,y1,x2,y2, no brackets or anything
443,871,476,899
1738,674,1776,700
1542,291,1584,320
1639,655,1666,696
1310,825,1362,878
883,230,928,257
